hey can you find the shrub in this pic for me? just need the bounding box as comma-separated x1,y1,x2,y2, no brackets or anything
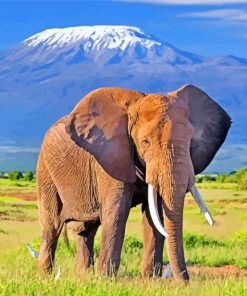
23,170,34,181
196,176,203,183
216,174,237,183
232,229,247,245
216,174,227,183
0,172,7,179
8,170,23,181
235,168,247,190
225,175,237,183
202,175,216,182
183,231,225,248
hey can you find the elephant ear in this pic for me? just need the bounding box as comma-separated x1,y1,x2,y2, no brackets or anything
65,88,136,183
169,84,231,174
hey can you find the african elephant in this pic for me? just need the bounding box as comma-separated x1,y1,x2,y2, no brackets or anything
36,85,231,281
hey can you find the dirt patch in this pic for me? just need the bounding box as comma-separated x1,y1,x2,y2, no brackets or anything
185,198,247,208
0,192,37,201
218,199,247,207
0,211,10,220
15,193,37,201
188,265,247,277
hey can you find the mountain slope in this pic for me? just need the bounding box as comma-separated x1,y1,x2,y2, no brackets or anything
0,25,246,172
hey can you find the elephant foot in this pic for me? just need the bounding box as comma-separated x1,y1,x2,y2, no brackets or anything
76,256,94,274
142,262,163,278
37,259,54,276
97,258,119,277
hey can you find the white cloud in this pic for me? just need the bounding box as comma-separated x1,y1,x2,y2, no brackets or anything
178,8,247,21
117,0,247,5
0,146,39,154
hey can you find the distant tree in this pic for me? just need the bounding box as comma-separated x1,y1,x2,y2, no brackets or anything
8,170,23,181
23,170,34,181
235,168,247,190
224,175,237,183
196,176,203,183
216,174,227,183
202,175,216,182
216,173,237,183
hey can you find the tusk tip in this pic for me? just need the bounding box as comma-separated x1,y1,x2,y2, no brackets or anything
205,212,214,226
163,231,169,238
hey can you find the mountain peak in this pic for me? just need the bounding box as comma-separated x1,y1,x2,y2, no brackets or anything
23,25,161,51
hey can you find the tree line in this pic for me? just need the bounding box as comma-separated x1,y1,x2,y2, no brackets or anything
0,170,34,181
196,168,247,190
0,168,246,190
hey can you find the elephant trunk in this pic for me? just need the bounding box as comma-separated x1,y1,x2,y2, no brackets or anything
163,189,189,281
162,149,190,281
148,182,188,281
148,183,188,281
146,148,190,281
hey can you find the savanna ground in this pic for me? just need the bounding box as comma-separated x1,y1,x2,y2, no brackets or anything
0,178,246,295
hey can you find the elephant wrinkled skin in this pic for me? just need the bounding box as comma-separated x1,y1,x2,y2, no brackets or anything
36,85,231,281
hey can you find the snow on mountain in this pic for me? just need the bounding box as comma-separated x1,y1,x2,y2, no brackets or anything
24,26,161,51
0,25,246,172
0,25,203,66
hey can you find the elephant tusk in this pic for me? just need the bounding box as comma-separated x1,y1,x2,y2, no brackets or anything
190,185,214,226
148,184,169,237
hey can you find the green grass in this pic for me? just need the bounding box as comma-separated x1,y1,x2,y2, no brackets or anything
0,180,246,295
0,237,247,296
0,179,36,199
0,179,36,189
196,182,238,190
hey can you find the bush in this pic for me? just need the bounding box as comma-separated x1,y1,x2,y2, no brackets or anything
235,168,247,190
232,229,247,245
196,176,203,183
216,174,227,183
23,170,34,181
0,172,7,179
8,170,23,181
183,231,225,248
216,174,237,184
224,175,237,183
202,175,216,182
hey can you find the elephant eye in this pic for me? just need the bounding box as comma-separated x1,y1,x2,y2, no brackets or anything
142,138,150,148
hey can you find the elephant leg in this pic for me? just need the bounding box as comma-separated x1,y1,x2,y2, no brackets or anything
76,223,99,273
141,198,165,278
38,223,63,274
98,186,132,276
37,166,63,274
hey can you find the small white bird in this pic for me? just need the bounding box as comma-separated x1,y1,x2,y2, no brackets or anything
162,263,173,279
26,243,39,259
54,266,61,281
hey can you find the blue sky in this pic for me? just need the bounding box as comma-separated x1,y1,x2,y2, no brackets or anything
0,0,247,172
1,0,247,58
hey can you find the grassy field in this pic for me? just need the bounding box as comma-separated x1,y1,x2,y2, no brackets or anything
0,179,246,295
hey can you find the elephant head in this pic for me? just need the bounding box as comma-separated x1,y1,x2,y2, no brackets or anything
65,85,231,281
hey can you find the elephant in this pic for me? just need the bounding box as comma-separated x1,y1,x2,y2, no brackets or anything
36,84,231,281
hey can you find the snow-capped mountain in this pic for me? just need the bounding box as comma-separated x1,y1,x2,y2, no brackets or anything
1,25,204,68
24,26,161,51
0,25,246,171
